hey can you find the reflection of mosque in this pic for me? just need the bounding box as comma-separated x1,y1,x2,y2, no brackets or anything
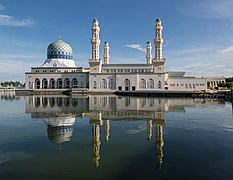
25,95,205,168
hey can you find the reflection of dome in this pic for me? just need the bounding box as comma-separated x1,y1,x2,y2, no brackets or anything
47,125,73,144
47,40,73,60
44,116,75,144
44,117,75,127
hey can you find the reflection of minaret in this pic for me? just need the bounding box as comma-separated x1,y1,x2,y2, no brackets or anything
90,111,102,167
104,120,110,142
147,120,153,141
154,114,165,169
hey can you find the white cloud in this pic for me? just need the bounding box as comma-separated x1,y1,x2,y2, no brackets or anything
220,45,233,53
166,45,233,77
0,53,41,81
0,14,33,27
125,44,146,52
0,4,33,27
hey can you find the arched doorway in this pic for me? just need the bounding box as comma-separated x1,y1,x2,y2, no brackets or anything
148,79,154,89
64,78,70,88
49,78,55,89
100,79,107,89
42,78,48,89
35,78,40,89
57,78,62,89
140,79,146,89
71,78,78,88
109,79,115,90
125,79,130,91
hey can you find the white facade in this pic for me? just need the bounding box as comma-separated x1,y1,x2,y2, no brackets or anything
205,77,226,89
25,18,217,93
167,77,207,91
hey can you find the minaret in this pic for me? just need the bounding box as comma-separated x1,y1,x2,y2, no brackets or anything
103,41,110,64
152,18,165,74
154,18,163,60
89,19,102,73
146,41,152,64
91,19,101,60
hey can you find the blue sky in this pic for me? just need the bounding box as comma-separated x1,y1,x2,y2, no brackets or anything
0,0,233,81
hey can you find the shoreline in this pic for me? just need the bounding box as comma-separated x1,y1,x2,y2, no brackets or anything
12,88,232,100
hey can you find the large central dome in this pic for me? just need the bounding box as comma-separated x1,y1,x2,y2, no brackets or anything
47,40,73,60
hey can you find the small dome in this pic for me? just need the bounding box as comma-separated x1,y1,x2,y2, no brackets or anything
47,40,73,60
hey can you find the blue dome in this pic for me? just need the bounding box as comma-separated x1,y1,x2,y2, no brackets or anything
47,40,73,60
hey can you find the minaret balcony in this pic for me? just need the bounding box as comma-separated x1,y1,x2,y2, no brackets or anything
152,58,166,64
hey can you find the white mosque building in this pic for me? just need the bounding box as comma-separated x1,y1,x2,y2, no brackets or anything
25,19,225,93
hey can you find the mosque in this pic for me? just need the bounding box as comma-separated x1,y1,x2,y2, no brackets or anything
25,19,225,93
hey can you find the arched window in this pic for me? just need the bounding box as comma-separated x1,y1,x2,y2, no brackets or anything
28,81,32,89
125,79,130,91
189,84,192,89
158,81,162,89
148,79,154,89
93,81,97,89
140,79,146,89
109,79,115,90
35,78,40,89
64,78,70,88
57,78,62,89
72,78,78,88
100,79,107,89
49,78,55,89
193,84,195,89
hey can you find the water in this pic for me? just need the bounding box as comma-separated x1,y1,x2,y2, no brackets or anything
0,92,233,179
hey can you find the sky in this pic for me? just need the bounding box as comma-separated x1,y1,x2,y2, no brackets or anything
0,0,233,82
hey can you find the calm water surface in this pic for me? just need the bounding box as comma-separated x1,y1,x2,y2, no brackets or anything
0,92,233,179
